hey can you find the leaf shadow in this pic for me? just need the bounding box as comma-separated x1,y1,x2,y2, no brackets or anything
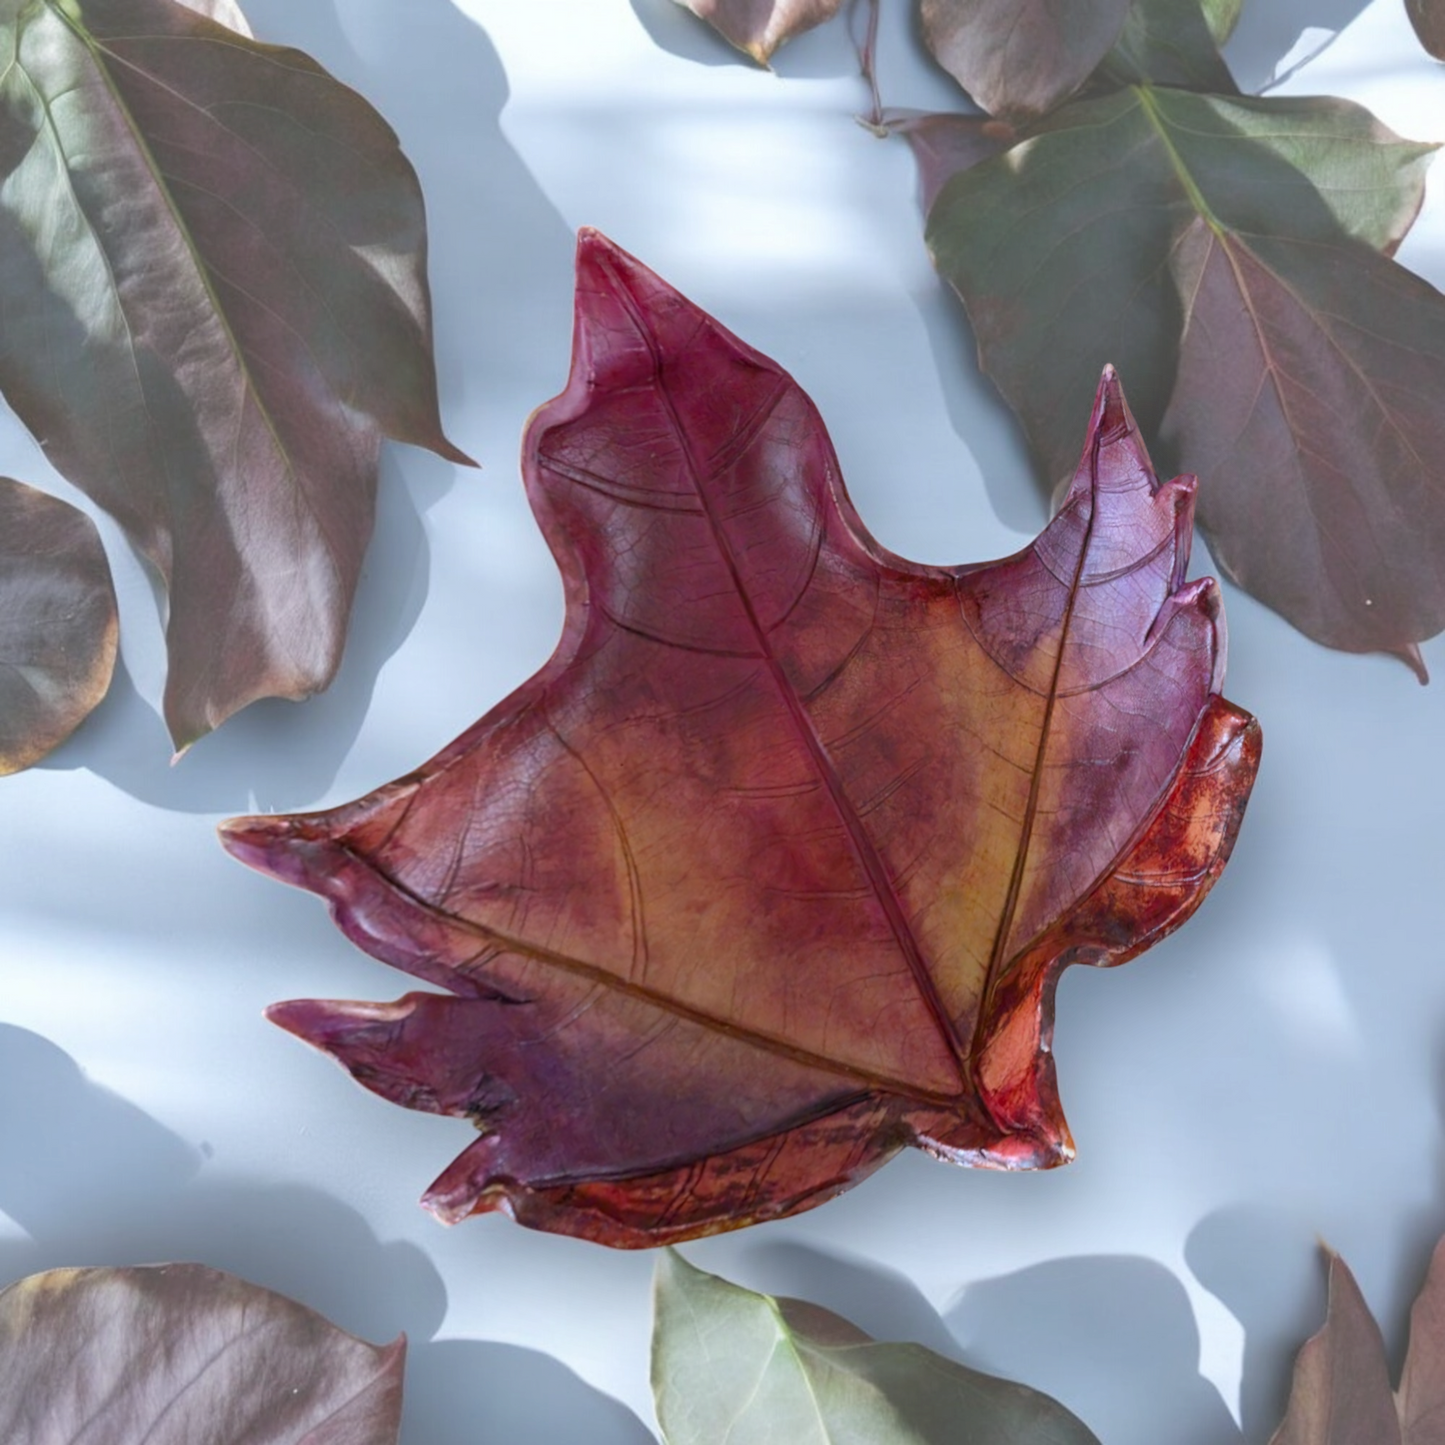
0,1024,650,1445
736,1239,963,1356
1184,1204,1330,1443
38,0,576,815
1185,1032,1445,1442
946,1255,1244,1445
1223,0,1372,94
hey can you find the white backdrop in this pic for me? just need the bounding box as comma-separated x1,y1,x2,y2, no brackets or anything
3,2,1444,1441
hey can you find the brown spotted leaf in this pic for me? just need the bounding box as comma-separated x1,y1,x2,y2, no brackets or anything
0,1263,405,1444
0,479,116,775
670,0,844,64
0,0,468,750
220,233,1259,1248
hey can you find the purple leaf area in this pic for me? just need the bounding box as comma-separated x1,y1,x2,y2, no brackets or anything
221,232,1258,1248
1160,224,1445,673
920,0,1132,121
0,479,117,775
1407,1,1445,62
0,1264,404,1445
0,0,469,750
883,111,1016,213
672,0,845,64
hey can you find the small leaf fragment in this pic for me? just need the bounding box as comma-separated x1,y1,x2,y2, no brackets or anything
0,0,468,749
919,0,1132,121
652,1251,1104,1445
0,1263,405,1444
1398,1238,1445,1444
222,234,1258,1247
670,0,844,64
1407,0,1445,61
0,479,116,775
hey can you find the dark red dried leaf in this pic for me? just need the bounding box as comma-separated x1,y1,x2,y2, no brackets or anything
0,0,468,749
0,479,116,775
920,0,1132,121
221,233,1259,1247
0,1264,404,1444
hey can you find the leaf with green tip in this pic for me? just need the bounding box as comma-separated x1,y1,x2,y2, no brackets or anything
0,479,116,775
653,1251,1104,1445
1201,0,1242,43
0,0,468,751
0,1263,405,1444
926,84,1445,667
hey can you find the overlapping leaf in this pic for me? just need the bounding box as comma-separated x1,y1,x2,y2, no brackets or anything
221,233,1258,1247
0,479,116,773
926,86,1443,670
653,1251,1103,1444
919,0,1132,122
1270,1240,1445,1444
0,0,467,749
1093,0,1236,91
0,1263,405,1443
670,0,843,64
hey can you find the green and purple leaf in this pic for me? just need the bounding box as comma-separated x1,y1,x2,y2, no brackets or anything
0,479,116,775
926,86,1443,670
653,1251,1103,1444
0,0,468,750
1094,0,1237,92
918,0,1132,122
221,233,1258,1247
0,1263,405,1444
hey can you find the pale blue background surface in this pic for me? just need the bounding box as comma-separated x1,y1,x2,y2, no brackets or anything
3,3,1443,1440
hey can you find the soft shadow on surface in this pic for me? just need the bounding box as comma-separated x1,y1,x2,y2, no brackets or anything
948,1255,1244,1445
1223,0,1372,93
1185,1206,1327,1443
739,1239,962,1355
0,1026,649,1445
38,450,440,813
38,0,573,815
407,1341,655,1445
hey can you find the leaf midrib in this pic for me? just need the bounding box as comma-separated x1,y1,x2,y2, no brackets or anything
597,251,974,1098
37,0,299,499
